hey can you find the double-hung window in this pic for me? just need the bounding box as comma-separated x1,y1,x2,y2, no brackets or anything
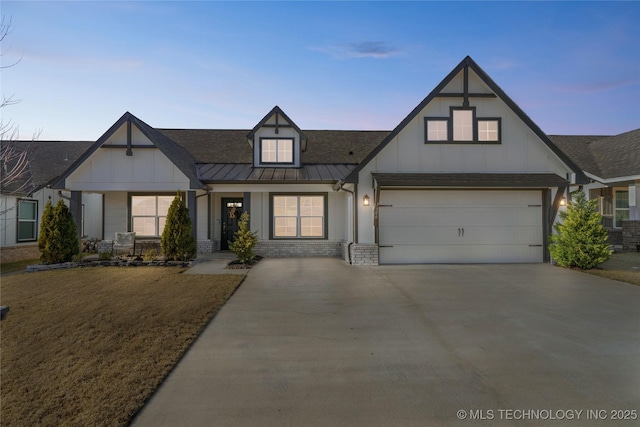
271,194,326,238
131,195,174,237
261,138,294,164
17,199,38,242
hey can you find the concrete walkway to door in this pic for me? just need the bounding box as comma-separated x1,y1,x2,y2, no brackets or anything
131,258,640,426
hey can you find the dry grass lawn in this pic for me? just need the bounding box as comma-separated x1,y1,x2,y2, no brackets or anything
0,267,244,426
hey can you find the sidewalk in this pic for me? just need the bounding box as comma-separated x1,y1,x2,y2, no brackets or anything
186,252,249,275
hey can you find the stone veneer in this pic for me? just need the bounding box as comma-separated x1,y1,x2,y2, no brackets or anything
0,244,40,263
605,228,623,247
255,240,342,258
342,242,379,266
622,220,640,252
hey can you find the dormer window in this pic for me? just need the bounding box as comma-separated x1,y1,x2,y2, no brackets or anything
261,138,294,164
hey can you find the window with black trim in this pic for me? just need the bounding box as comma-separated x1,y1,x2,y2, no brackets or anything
477,119,501,142
17,199,38,242
425,118,449,141
260,138,294,164
425,107,501,143
130,194,174,236
271,194,326,238
452,108,474,141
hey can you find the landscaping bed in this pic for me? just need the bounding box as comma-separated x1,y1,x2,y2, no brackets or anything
0,267,244,426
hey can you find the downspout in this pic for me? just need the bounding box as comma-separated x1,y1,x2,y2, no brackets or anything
335,180,357,264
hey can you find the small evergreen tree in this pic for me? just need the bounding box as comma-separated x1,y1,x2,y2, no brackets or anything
39,199,79,263
161,193,196,260
549,191,612,269
229,212,258,264
38,199,55,263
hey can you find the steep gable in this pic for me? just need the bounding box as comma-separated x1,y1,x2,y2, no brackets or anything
53,112,204,189
344,56,587,184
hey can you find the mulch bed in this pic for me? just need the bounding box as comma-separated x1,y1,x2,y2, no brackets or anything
227,255,262,269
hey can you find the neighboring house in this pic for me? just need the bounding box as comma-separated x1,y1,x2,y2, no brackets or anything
2,56,635,264
0,140,102,262
551,130,640,251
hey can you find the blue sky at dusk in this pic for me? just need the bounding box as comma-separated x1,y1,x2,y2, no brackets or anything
2,1,639,141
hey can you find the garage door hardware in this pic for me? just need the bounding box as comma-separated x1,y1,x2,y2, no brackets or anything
458,228,465,237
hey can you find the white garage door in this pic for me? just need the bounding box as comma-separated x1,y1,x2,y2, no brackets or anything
378,190,543,264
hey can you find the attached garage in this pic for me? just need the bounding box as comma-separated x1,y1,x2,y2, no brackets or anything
372,173,568,264
378,189,543,264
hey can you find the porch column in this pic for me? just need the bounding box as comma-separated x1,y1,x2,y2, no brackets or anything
187,190,197,240
243,192,251,228
69,191,83,243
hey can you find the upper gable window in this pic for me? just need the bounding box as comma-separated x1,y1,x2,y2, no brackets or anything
425,119,449,141
452,109,474,141
425,107,500,144
478,119,501,142
260,138,294,164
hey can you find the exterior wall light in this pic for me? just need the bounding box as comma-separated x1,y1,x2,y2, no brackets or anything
363,194,370,206
560,197,567,206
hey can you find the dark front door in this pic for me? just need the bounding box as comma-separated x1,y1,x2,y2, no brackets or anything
221,198,243,250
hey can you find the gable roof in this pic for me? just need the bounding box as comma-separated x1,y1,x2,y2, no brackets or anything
1,140,92,196
550,129,640,181
52,112,205,189
343,56,588,184
246,105,308,146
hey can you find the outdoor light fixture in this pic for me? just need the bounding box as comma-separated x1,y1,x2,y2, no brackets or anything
363,194,370,206
560,197,567,206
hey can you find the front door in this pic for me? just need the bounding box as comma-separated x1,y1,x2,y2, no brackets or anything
221,198,243,250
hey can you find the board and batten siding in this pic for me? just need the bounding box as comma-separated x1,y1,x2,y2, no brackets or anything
356,67,575,245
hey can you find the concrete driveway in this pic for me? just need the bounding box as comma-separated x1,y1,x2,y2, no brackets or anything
132,258,640,426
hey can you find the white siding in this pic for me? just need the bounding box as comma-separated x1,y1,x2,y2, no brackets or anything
104,192,128,241
1,188,65,247
65,122,189,192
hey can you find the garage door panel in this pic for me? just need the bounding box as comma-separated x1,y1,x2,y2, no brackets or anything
378,189,543,264
380,244,543,264
379,225,460,245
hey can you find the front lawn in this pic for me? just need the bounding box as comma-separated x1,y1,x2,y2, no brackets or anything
585,252,640,286
0,267,244,426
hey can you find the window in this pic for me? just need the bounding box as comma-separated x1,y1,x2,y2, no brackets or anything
261,138,293,164
17,199,38,241
477,119,501,142
593,188,629,228
131,195,174,236
425,107,500,143
272,194,326,238
452,109,474,141
615,190,629,228
425,119,448,141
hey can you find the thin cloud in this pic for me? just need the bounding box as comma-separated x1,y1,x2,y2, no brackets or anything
314,41,402,59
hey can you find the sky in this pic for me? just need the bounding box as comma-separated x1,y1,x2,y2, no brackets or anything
1,1,639,141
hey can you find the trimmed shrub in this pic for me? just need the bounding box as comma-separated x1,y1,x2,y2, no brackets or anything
229,212,258,264
161,194,196,260
38,199,79,263
549,191,612,269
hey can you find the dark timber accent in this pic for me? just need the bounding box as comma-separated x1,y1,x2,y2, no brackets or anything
435,93,497,98
463,64,470,108
126,119,132,156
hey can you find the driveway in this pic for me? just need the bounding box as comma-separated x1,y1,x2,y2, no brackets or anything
132,259,640,426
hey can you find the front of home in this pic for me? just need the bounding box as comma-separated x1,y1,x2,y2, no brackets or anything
2,56,638,265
